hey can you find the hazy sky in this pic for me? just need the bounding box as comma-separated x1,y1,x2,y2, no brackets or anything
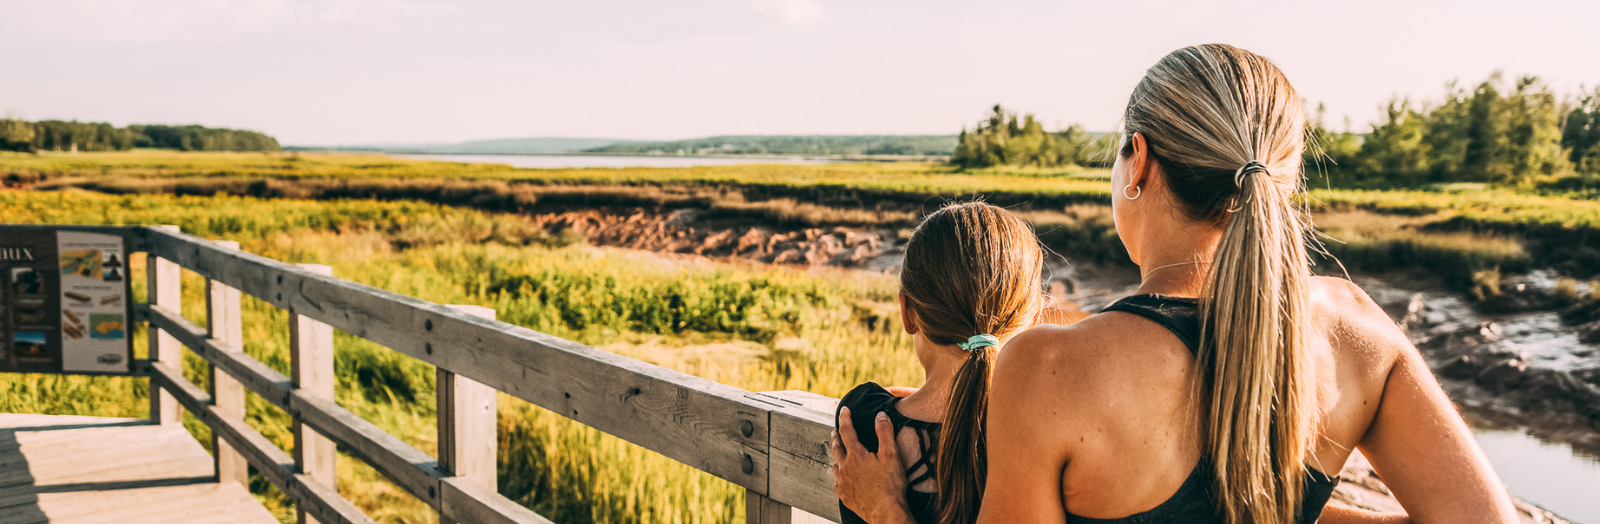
2,0,1597,145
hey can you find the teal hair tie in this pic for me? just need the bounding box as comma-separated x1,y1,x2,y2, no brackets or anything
956,334,999,351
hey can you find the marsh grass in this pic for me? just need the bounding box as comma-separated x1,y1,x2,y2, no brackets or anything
1311,211,1531,286
0,190,918,523
12,150,1597,277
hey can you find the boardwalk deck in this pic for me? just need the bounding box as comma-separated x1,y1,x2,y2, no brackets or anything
0,414,278,524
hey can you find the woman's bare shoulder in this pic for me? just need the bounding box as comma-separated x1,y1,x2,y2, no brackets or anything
1309,276,1412,373
996,313,1196,413
999,316,1137,382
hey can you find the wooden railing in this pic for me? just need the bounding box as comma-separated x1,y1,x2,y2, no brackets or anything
14,225,841,524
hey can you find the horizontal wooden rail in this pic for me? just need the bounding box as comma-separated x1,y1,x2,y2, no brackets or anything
141,303,555,524
143,228,786,491
64,225,852,521
148,362,376,524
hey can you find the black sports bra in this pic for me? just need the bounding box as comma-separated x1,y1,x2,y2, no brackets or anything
1073,294,1340,524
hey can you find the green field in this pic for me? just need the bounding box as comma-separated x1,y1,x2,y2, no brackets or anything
1,190,921,523
2,151,1599,522
5,150,1597,281
6,150,1598,232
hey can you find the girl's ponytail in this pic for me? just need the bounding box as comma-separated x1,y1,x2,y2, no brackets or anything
935,336,998,524
898,202,1041,524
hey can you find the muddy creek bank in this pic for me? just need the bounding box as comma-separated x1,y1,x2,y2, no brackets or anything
541,206,1598,520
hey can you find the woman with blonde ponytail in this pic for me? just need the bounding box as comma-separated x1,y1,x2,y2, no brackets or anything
830,201,1044,524
836,44,1519,524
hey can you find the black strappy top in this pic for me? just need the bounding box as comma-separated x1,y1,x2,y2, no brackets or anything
836,382,941,524
1080,294,1340,523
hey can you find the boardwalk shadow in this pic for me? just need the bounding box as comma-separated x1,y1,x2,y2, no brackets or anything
0,425,49,524
0,417,218,524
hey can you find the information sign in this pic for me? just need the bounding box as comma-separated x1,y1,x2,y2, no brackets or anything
0,228,135,375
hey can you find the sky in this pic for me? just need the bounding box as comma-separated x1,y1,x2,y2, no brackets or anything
2,0,1598,145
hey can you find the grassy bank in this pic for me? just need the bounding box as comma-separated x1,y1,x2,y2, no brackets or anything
9,149,1594,284
1,190,922,523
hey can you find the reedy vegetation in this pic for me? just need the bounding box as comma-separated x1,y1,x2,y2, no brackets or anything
4,149,1596,280
0,190,921,523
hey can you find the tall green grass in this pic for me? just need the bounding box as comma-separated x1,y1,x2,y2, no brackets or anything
9,151,1597,276
0,190,919,523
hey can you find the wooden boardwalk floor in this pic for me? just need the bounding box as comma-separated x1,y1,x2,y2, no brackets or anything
0,413,278,524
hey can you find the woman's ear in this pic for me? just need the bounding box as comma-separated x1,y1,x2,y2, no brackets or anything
1126,132,1153,190
898,291,919,335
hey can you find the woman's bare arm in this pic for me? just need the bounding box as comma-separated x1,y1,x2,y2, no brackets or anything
1350,301,1519,523
1318,506,1412,524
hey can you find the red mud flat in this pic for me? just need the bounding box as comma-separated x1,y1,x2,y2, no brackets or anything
532,208,900,268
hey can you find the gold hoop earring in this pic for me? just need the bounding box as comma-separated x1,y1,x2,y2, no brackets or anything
1123,184,1141,200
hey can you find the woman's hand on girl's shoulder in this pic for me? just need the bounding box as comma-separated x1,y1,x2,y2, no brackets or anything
831,407,916,524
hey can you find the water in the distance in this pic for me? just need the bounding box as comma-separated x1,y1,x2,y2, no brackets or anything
1475,429,1600,522
391,153,827,168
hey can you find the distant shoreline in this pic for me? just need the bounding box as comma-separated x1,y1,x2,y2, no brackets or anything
357,150,952,163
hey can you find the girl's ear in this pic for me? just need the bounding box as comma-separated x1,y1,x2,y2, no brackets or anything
898,291,920,335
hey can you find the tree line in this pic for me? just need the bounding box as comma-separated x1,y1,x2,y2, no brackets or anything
957,73,1600,190
1312,73,1599,188
950,105,1111,169
0,117,280,153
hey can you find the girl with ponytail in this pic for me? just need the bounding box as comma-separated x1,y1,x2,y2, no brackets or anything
836,44,1518,524
831,201,1044,524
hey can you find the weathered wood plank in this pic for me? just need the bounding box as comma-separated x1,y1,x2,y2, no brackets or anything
437,305,498,524
145,227,773,491
287,473,378,524
146,225,182,426
761,393,841,522
0,413,278,524
746,491,794,524
142,304,293,410
145,306,467,520
146,364,376,524
438,476,554,524
205,240,248,487
289,393,444,508
292,264,338,524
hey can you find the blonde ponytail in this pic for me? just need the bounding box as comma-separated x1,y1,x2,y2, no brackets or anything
1202,166,1315,524
1121,44,1316,524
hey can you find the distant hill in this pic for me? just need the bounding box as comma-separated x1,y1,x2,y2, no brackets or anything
288,135,960,157
583,135,957,156
288,137,631,154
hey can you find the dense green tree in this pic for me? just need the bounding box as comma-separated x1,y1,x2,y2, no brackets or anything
0,118,278,153
1316,72,1581,189
951,105,1104,169
1562,88,1600,178
0,115,34,152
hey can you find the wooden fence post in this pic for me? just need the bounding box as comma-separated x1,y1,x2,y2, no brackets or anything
746,491,797,524
750,390,838,524
147,225,183,426
207,239,248,486
437,305,498,524
291,264,337,524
